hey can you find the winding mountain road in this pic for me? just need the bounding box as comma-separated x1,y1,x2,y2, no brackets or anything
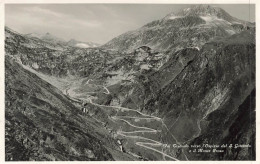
12,56,186,160
66,79,187,161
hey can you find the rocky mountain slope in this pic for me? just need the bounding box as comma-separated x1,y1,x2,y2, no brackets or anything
5,56,138,161
98,28,255,160
5,27,118,78
102,5,254,52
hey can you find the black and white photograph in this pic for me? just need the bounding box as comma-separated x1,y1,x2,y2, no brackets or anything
3,1,257,161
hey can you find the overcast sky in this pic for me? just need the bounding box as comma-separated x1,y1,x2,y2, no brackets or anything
5,4,255,44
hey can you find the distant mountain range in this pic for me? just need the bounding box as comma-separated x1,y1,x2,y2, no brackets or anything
25,32,100,48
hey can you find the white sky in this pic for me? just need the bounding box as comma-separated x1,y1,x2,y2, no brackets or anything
5,4,255,44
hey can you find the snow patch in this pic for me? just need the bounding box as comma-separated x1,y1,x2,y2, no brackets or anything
200,16,214,22
200,16,232,26
75,43,90,48
168,16,180,20
225,29,236,35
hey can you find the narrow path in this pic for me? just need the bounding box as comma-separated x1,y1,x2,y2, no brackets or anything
103,86,110,94
87,99,161,120
86,79,110,95
117,131,179,161
115,116,158,120
112,116,158,133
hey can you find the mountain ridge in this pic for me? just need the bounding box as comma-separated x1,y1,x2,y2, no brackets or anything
102,5,254,52
24,31,100,48
164,5,245,23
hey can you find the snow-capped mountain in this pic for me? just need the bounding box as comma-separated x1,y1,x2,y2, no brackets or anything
102,5,254,52
165,5,242,23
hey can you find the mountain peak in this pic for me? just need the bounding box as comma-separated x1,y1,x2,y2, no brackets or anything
178,5,229,18
164,5,237,23
40,33,66,43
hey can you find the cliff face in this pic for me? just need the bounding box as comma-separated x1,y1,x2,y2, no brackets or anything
188,88,255,160
143,29,255,159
